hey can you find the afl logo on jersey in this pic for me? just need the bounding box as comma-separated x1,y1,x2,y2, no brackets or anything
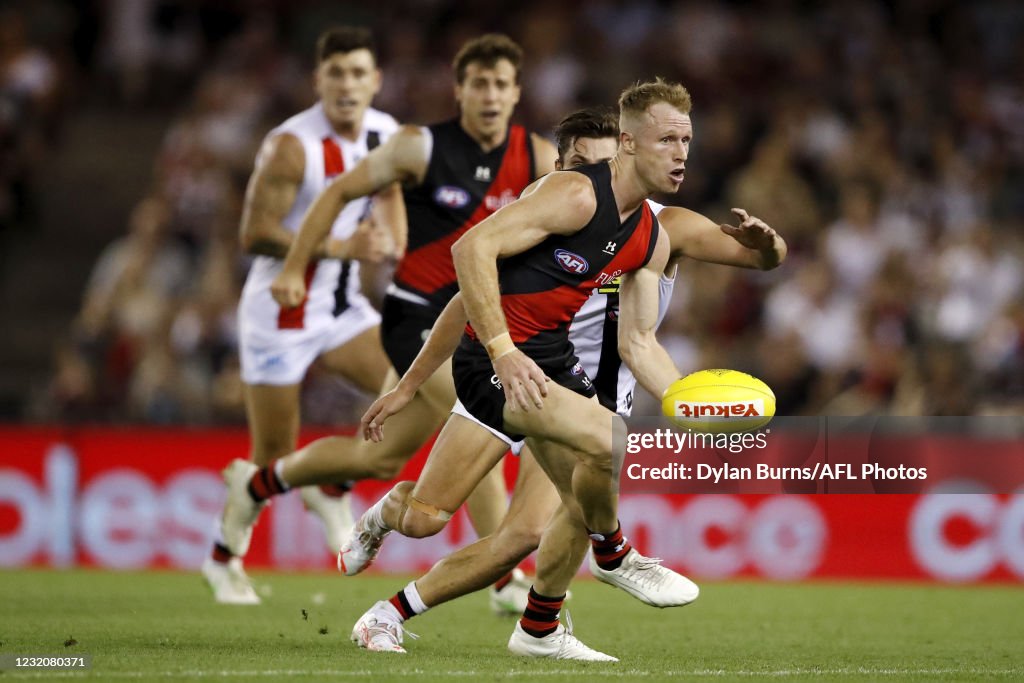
554,249,589,274
434,185,470,209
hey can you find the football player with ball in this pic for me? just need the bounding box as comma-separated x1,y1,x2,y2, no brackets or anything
344,88,786,659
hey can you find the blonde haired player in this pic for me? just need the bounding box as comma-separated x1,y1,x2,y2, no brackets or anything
343,82,784,659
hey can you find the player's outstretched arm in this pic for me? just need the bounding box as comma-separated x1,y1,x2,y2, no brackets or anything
618,228,681,399
272,125,428,308
451,172,594,411
661,206,787,270
360,292,469,442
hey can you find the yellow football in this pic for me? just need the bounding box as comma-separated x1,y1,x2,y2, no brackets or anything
661,369,776,433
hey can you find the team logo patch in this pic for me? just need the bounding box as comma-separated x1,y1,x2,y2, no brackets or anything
571,362,584,376
554,249,589,274
434,185,471,209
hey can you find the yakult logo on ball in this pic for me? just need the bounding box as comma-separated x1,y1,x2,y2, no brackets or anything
675,400,765,419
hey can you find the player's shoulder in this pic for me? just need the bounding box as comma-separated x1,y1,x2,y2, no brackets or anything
528,132,558,176
270,104,322,139
256,128,305,175
534,169,597,213
364,107,400,133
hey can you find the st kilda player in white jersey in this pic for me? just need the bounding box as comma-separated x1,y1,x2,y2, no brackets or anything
238,104,398,378
203,27,401,605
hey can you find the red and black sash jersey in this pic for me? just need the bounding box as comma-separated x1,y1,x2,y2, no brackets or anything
465,162,660,370
394,119,534,310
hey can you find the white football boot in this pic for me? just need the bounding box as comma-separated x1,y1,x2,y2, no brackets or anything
220,459,266,557
300,485,354,554
489,568,532,616
350,601,418,653
337,510,390,576
589,548,699,607
508,612,617,661
201,557,261,605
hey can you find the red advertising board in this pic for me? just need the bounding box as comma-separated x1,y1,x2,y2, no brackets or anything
0,426,1021,583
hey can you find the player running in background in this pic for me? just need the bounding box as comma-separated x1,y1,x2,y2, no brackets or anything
215,34,558,612
346,106,785,657
201,26,403,605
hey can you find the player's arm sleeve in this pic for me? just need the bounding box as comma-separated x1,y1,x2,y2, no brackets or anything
239,133,306,259
451,172,593,345
618,229,681,399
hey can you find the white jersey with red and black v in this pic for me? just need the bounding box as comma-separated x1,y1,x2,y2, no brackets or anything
238,103,398,386
381,119,535,375
452,162,660,441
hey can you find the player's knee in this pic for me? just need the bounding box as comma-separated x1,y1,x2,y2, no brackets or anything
574,416,621,473
389,483,451,538
399,508,449,538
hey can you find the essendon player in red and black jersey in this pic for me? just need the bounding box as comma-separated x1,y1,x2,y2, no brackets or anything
394,119,534,311
463,162,658,375
339,80,702,660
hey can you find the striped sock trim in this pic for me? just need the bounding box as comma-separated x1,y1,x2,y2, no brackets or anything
519,587,564,638
211,543,232,564
589,522,631,570
247,465,287,502
318,482,353,497
402,581,429,615
388,592,414,621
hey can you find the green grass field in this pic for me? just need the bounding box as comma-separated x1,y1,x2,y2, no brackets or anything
1,569,1022,682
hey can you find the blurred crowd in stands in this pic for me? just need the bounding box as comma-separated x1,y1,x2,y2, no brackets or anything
13,0,1023,424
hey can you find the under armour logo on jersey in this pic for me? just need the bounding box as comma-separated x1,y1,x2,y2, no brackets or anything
490,374,503,390
603,241,618,255
475,165,492,182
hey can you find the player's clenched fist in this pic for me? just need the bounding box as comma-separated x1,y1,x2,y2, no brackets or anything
271,268,307,308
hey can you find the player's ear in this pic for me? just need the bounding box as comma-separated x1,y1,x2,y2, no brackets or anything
620,131,636,155
554,159,564,171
